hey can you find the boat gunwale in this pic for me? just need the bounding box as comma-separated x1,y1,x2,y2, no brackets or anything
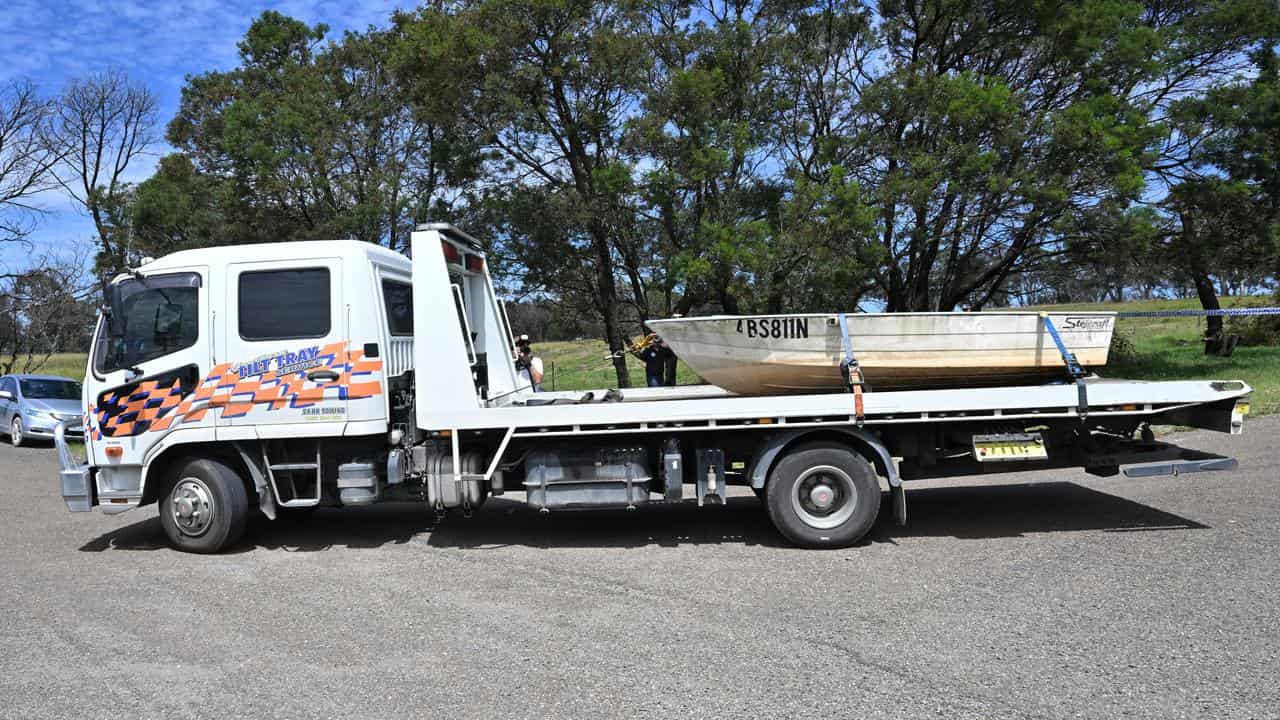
645,310,1118,325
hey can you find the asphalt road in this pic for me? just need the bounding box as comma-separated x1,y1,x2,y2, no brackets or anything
1,419,1278,720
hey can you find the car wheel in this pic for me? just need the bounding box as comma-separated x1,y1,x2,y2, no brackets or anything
764,442,880,548
159,457,250,553
10,417,25,447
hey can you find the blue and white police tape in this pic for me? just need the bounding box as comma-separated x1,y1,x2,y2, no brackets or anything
1116,307,1280,319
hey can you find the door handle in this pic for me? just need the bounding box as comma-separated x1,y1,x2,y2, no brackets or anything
307,369,340,383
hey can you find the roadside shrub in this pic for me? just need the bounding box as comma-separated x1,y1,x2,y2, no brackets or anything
1107,329,1140,364
1225,292,1280,346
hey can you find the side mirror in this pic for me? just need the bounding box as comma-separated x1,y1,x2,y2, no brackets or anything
154,302,184,337
105,283,126,336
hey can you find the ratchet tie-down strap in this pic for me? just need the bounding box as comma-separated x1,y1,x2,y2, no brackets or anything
837,313,867,425
1039,312,1090,421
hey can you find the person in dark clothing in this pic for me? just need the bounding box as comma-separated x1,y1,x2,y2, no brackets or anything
635,336,676,387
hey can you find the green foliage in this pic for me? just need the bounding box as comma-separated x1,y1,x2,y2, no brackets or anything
1108,329,1140,365
1227,313,1280,347
131,154,236,256
161,11,478,251
1226,292,1280,346
110,0,1280,385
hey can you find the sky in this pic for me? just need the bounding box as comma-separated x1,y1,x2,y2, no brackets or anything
0,0,408,272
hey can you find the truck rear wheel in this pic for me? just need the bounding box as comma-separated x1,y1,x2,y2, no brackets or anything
765,443,880,548
159,457,249,553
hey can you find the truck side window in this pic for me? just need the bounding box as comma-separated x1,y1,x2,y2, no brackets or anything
382,279,413,336
238,268,331,341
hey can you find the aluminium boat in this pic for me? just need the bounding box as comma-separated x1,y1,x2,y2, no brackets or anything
644,311,1117,395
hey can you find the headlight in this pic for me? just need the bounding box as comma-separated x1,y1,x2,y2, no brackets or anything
22,408,54,420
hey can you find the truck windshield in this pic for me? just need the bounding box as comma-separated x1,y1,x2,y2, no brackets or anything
94,272,201,374
19,379,81,400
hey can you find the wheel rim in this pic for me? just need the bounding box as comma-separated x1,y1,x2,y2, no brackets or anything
790,465,857,530
170,477,216,537
11,418,20,445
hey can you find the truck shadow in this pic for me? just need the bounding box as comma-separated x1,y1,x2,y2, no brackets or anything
874,481,1208,542
78,481,1206,553
421,496,785,549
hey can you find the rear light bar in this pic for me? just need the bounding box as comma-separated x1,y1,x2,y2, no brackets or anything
441,240,461,264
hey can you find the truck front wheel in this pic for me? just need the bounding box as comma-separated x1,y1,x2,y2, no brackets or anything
159,457,249,553
765,443,881,548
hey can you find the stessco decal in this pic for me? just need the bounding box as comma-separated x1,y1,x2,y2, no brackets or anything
1060,316,1114,332
90,342,382,439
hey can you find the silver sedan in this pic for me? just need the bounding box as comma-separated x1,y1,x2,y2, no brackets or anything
0,374,84,447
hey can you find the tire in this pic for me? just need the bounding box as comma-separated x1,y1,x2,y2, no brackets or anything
159,457,250,553
10,417,25,447
764,442,880,548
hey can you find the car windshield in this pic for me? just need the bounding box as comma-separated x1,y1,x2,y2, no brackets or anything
19,379,81,400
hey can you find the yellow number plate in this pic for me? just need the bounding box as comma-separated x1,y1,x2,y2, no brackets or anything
973,434,1049,462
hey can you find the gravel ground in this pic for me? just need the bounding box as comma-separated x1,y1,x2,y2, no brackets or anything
1,418,1278,720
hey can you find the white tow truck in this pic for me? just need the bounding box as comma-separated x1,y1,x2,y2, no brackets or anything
56,224,1252,552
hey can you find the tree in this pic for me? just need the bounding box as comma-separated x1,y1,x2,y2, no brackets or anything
130,153,237,257
126,0,1280,351
628,0,790,316
397,0,652,386
0,253,95,375
166,12,477,251
0,80,58,250
767,0,1280,311
1158,44,1280,350
48,70,158,277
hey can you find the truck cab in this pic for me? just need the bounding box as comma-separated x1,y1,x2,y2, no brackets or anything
63,237,419,543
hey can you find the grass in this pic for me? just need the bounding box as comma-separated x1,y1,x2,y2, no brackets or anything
27,353,90,380
537,339,703,391
25,296,1280,415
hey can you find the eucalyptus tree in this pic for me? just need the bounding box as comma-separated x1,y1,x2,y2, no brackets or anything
396,0,654,385
164,11,474,251
628,0,794,315
1161,45,1280,347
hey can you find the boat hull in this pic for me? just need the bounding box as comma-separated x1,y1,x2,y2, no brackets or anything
645,312,1116,395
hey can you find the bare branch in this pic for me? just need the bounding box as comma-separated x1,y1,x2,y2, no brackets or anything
47,70,157,269
0,80,60,245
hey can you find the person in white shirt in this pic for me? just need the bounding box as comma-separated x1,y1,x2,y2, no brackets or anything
514,337,544,391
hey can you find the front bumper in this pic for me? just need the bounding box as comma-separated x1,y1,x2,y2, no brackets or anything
54,421,94,512
26,414,84,438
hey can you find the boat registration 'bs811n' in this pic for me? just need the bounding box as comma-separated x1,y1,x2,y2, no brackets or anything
55,224,1251,553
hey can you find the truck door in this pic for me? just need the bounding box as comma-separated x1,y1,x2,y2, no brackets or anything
86,269,209,465
221,259,348,434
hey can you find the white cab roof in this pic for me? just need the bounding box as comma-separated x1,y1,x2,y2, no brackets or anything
134,240,411,275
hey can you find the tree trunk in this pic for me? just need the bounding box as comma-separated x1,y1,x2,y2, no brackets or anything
589,221,630,388
1179,213,1224,355
1191,268,1224,354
